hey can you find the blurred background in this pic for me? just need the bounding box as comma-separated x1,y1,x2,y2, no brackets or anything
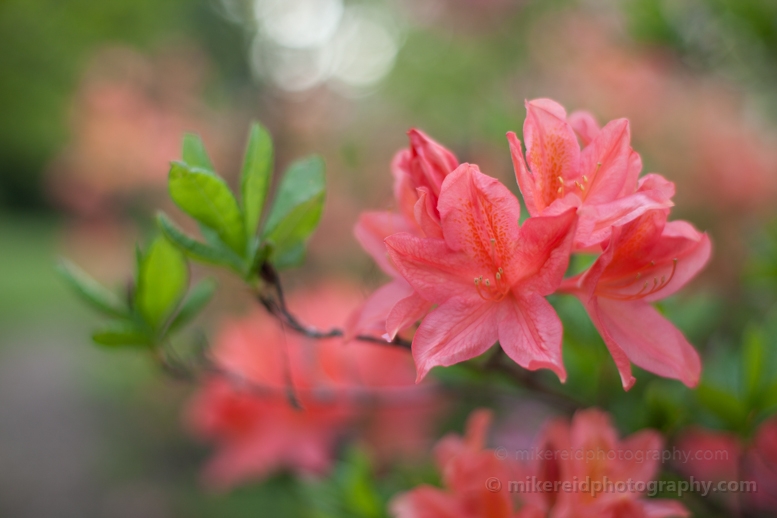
2,0,777,516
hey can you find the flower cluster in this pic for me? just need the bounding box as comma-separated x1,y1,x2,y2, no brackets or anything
351,98,711,389
391,408,688,518
186,284,439,489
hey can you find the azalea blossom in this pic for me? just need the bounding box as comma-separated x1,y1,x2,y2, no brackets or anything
347,129,459,340
507,98,673,249
385,163,577,381
346,211,432,341
393,128,460,237
518,408,688,518
560,205,711,389
186,284,437,489
390,409,520,518
675,419,777,512
391,408,687,518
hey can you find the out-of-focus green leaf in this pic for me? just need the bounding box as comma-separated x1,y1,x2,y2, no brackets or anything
136,236,188,330
57,259,128,318
168,278,216,333
92,322,150,347
182,133,214,172
168,161,246,256
697,383,747,429
262,156,325,269
742,324,765,401
157,212,246,273
241,122,273,239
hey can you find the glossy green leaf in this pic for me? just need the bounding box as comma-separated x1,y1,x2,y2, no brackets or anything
92,322,150,347
262,156,325,269
240,122,273,239
182,133,214,171
157,212,245,273
168,278,216,333
57,259,128,318
168,161,247,256
136,236,188,330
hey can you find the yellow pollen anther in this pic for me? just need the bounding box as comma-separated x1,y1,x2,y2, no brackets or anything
474,278,480,285
484,279,491,287
496,272,502,281
575,181,585,191
583,175,589,183
498,267,504,274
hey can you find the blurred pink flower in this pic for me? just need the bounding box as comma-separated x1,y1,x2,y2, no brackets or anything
46,45,222,217
519,409,688,518
561,206,710,389
675,419,777,512
507,99,673,249
391,409,520,518
385,163,577,381
186,284,438,490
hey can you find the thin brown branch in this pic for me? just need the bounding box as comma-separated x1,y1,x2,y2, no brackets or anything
256,262,412,349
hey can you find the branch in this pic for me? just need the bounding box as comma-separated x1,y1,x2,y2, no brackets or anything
256,262,412,349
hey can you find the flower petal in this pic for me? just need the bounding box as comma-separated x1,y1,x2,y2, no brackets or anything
643,223,711,302
507,131,539,216
524,98,582,211
642,500,691,518
390,485,464,518
579,118,633,205
412,297,499,382
385,233,476,304
386,289,433,340
438,163,522,270
575,188,674,249
568,110,600,147
581,296,636,390
344,279,415,340
592,298,701,388
498,293,567,381
508,208,578,295
355,211,416,276
414,187,444,239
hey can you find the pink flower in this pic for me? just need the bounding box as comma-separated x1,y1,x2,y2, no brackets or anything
747,417,777,511
393,128,460,236
348,129,459,340
385,163,577,381
560,205,710,389
508,99,673,249
520,409,688,518
186,284,438,489
390,409,520,518
346,211,432,341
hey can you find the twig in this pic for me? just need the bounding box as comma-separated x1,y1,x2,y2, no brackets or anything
256,262,412,349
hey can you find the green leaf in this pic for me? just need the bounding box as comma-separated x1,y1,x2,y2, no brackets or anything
157,212,246,273
262,156,325,269
168,278,216,333
92,322,150,347
182,133,214,171
742,324,766,401
168,161,247,256
241,122,273,239
136,236,188,330
57,259,128,318
697,383,747,429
